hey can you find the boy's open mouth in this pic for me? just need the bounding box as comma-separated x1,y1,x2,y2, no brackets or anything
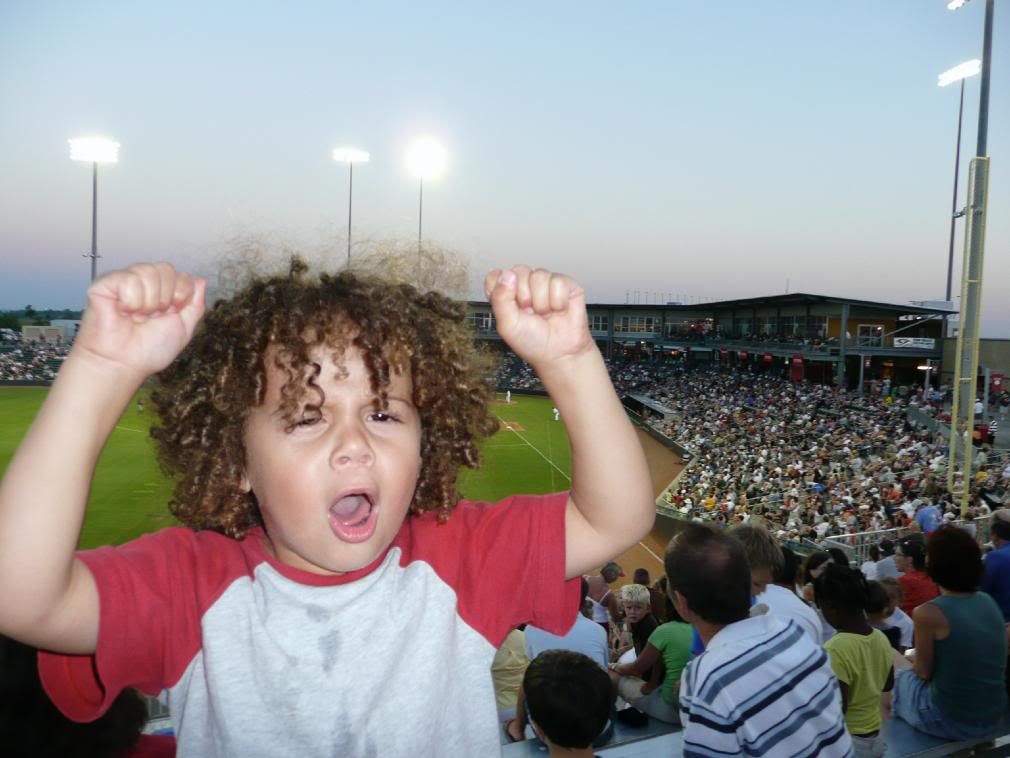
328,492,379,543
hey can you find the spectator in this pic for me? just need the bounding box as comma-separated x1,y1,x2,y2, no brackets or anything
895,540,939,617
0,634,175,758
801,551,838,642
666,523,852,757
652,576,676,623
611,584,659,666
860,545,879,581
508,579,609,743
5,263,655,755
732,524,820,645
814,565,894,757
525,578,609,670
875,540,901,580
523,650,615,758
491,628,529,723
865,580,904,652
878,578,914,651
608,599,690,725
893,525,1008,740
728,523,781,596
633,567,668,622
800,551,832,602
982,509,1010,621
914,501,942,535
587,562,623,635
827,547,850,568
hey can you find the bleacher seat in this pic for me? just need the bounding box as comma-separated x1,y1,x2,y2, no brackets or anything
502,717,1010,757
502,716,681,756
883,715,1010,757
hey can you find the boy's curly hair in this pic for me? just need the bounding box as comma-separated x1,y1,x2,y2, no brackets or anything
150,258,499,538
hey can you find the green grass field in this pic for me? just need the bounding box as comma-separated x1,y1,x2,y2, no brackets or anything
0,388,570,549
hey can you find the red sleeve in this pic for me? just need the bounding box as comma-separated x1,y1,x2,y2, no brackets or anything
414,492,581,649
38,528,242,722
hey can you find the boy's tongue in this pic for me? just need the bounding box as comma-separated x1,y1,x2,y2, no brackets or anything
331,495,370,525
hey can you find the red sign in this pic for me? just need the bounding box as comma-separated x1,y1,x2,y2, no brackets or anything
739,350,749,361
762,353,773,364
719,349,728,359
992,373,1005,393
790,355,804,383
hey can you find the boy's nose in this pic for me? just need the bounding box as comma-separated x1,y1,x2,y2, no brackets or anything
330,423,374,467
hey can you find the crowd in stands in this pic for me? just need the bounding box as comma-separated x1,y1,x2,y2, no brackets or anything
496,354,1010,545
493,514,1010,756
0,331,71,382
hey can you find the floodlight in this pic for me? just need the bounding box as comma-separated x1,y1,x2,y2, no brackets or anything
68,137,120,164
332,147,370,163
406,137,447,179
938,59,982,87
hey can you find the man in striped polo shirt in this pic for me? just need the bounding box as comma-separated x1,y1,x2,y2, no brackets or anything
665,523,853,757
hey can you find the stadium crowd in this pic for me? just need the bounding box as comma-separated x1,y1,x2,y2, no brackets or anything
493,517,1010,756
0,331,71,382
497,353,1010,544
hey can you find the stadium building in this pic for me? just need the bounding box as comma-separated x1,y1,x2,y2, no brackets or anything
469,291,955,391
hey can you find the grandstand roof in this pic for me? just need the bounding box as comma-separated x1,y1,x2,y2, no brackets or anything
469,293,956,316
570,293,956,315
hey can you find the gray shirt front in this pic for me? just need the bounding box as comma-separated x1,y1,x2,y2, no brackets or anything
876,555,901,579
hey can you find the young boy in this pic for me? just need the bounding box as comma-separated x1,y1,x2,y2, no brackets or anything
524,649,615,757
0,261,654,755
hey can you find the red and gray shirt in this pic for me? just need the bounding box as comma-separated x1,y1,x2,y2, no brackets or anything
40,493,579,757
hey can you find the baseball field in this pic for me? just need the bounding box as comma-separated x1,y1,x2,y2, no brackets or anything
0,387,681,575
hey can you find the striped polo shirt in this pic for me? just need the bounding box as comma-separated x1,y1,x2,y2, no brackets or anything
679,614,853,757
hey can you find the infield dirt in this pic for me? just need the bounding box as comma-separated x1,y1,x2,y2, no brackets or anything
607,428,686,583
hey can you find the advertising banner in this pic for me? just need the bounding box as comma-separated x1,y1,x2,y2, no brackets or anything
893,337,935,349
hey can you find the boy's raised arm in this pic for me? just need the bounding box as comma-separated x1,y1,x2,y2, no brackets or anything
485,266,654,579
0,263,205,652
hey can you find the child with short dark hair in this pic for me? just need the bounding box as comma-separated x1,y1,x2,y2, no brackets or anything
879,577,915,649
814,564,895,758
524,649,615,757
0,260,654,755
865,580,903,652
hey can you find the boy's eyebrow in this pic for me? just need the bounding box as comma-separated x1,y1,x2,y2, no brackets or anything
385,394,415,405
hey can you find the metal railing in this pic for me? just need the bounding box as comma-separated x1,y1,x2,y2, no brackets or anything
822,514,994,565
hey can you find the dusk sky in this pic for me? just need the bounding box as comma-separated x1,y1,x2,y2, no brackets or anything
2,2,1008,334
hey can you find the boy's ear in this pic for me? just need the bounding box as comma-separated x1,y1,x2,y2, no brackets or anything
671,590,690,620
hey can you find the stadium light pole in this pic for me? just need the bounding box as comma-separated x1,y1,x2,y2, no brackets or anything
946,0,996,517
69,137,119,282
406,137,447,257
332,147,370,266
937,59,981,319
